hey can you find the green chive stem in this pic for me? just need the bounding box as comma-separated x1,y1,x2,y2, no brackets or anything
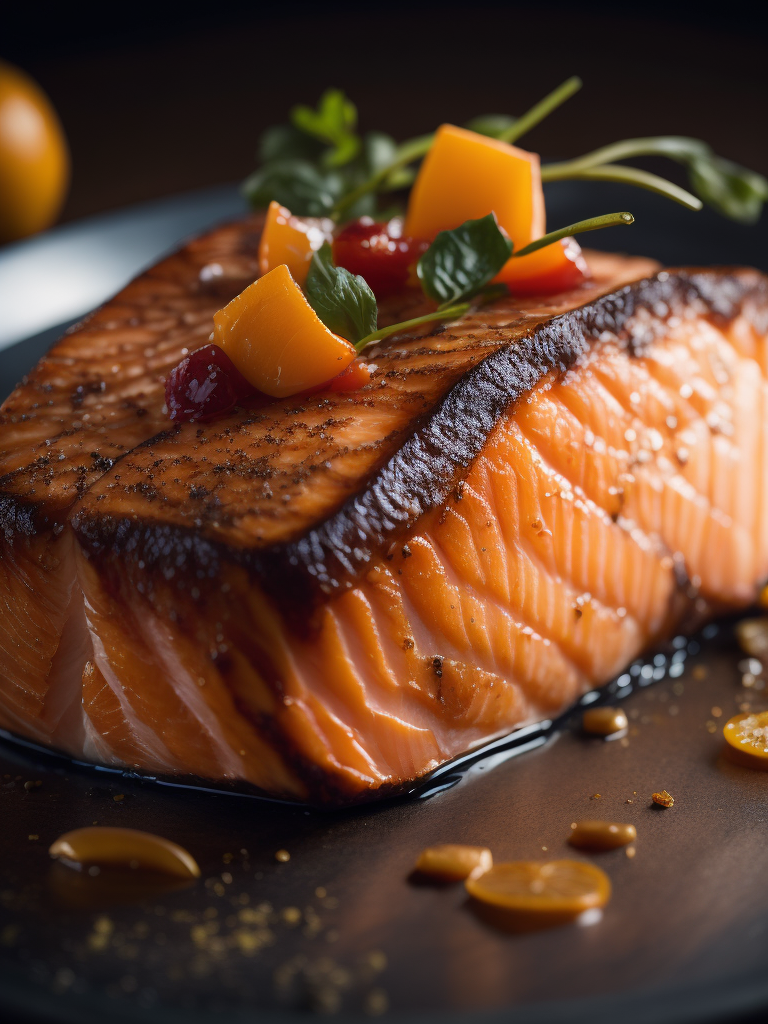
499,76,582,145
541,136,710,180
332,134,433,219
512,212,634,258
356,303,470,351
545,163,702,210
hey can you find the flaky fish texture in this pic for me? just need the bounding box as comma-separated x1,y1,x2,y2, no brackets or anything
2,211,767,804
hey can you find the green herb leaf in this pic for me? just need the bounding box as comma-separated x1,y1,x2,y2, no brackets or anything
305,244,378,345
242,159,342,217
417,214,513,307
291,89,361,169
259,124,325,164
688,155,768,225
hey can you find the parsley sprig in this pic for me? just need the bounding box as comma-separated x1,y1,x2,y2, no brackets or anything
244,80,767,225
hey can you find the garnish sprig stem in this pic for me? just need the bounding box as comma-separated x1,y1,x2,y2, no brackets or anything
542,135,710,177
498,76,582,145
355,304,470,352
541,136,712,209
512,212,634,257
555,166,702,210
331,76,582,220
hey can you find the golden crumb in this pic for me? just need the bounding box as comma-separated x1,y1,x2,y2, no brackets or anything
112,794,124,802
652,790,675,808
625,845,636,859
275,849,290,863
28,834,39,841
711,706,723,718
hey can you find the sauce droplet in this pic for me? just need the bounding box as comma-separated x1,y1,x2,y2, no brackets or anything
568,820,637,851
582,706,628,736
48,827,200,879
414,844,493,881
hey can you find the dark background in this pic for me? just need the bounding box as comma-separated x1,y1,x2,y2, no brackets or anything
2,0,768,225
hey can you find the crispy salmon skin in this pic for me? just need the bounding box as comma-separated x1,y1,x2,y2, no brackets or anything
2,213,767,804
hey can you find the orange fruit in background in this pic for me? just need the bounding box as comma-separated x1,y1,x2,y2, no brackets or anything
0,60,70,244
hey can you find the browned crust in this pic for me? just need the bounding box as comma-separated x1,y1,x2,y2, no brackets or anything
72,267,768,612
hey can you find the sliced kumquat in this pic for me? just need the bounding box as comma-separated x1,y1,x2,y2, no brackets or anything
465,859,611,921
723,710,768,771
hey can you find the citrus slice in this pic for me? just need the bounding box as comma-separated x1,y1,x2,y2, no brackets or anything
465,859,611,921
723,710,768,770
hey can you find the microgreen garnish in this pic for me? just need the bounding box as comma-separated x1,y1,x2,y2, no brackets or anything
244,82,766,226
416,214,513,308
307,209,635,356
304,244,469,352
290,89,361,168
542,136,768,221
243,90,401,219
305,244,378,345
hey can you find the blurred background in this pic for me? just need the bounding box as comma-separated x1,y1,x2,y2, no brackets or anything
3,0,768,225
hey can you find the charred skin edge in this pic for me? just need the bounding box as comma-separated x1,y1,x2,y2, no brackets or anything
73,267,768,620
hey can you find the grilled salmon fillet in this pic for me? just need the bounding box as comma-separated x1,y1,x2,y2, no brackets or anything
2,212,767,804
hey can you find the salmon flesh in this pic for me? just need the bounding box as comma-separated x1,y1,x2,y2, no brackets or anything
2,213,768,805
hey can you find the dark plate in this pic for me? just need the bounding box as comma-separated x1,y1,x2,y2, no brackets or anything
1,184,767,1024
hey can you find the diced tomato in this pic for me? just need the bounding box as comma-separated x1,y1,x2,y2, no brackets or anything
327,359,375,391
165,344,255,422
333,218,429,298
293,359,375,399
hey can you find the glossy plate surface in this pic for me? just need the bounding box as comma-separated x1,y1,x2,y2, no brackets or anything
1,185,767,1024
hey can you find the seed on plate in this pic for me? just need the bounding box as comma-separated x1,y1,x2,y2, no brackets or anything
465,860,611,922
568,820,637,851
652,790,675,807
722,710,768,770
414,844,492,881
581,707,628,736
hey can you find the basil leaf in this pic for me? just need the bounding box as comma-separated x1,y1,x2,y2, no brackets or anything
688,155,768,225
417,214,513,307
242,159,342,217
291,89,361,169
305,244,378,345
465,114,517,139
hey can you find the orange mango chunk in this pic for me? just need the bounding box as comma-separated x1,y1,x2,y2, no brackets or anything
405,124,545,248
258,200,334,286
496,237,589,294
213,264,355,398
